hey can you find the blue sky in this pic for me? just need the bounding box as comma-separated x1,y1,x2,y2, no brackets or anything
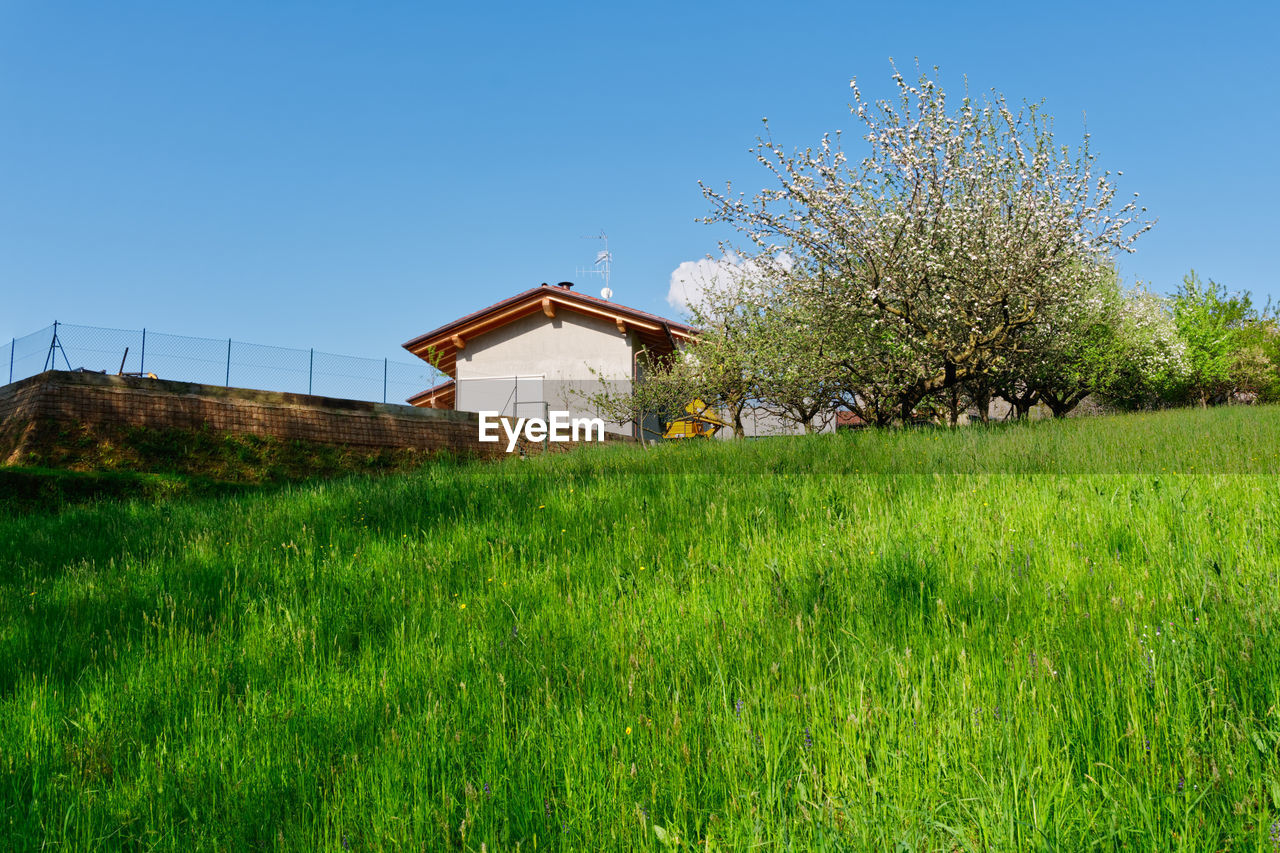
2,1,1276,364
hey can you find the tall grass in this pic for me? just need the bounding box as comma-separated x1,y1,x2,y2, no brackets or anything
2,405,1278,850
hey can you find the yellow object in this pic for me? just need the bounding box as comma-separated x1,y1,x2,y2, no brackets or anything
663,398,727,440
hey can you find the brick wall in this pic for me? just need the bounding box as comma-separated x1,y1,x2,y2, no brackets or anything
0,371,506,466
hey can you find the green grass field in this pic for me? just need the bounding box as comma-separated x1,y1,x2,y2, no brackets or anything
2,406,1279,851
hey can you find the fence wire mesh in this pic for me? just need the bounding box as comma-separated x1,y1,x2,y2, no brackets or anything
1,323,446,406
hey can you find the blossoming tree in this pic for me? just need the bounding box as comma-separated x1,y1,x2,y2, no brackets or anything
701,62,1152,423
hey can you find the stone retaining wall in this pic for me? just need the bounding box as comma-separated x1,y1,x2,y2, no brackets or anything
0,371,504,466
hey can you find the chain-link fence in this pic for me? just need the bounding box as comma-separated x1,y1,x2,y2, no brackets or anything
1,322,447,406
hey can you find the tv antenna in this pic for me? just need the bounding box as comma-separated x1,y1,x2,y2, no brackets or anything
577,231,611,296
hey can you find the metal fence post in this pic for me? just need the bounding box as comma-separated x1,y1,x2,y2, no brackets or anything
44,322,59,372
140,328,146,377
383,358,388,403
308,348,314,395
226,338,232,387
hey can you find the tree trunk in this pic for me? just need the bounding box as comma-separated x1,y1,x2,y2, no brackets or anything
899,392,917,427
1003,386,1039,420
1043,389,1089,418
972,384,991,425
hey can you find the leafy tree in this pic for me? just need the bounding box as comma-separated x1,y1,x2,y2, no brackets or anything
1258,321,1280,403
680,279,770,439
742,298,839,433
1005,266,1127,418
1171,271,1270,406
702,62,1151,423
586,277,767,441
663,261,843,438
584,354,706,443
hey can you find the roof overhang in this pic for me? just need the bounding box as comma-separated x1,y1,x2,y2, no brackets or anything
402,284,698,376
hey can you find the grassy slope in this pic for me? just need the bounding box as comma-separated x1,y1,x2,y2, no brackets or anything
1,406,1279,851
9,420,452,483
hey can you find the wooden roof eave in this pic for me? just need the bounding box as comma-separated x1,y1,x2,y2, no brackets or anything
403,288,699,380
405,293,693,363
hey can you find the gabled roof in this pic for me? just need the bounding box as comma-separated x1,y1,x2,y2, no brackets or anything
402,284,698,377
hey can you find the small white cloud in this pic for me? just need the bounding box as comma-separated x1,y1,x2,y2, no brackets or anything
666,252,793,314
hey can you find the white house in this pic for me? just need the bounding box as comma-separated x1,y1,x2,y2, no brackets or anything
402,282,698,438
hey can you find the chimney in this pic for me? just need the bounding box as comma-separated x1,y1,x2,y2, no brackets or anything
556,281,574,290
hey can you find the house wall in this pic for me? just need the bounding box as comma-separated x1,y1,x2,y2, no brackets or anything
453,309,635,435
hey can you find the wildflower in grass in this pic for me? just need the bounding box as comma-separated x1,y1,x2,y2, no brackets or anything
734,698,743,718
1138,634,1155,687
803,726,812,751
483,782,491,796
626,726,632,735
459,603,466,610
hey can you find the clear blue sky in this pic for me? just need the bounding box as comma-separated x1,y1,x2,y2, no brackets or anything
2,1,1276,363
